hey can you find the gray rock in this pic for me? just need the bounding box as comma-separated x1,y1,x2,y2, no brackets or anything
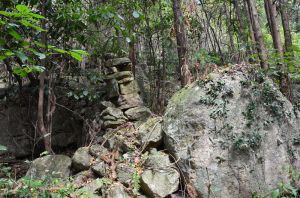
138,117,163,150
141,169,180,198
117,93,143,110
141,150,179,197
119,81,139,95
118,77,134,84
103,119,127,129
26,155,71,180
144,149,172,169
92,161,109,177
106,71,133,80
76,178,110,198
89,144,109,157
106,79,120,99
104,66,118,75
100,107,127,121
117,163,135,185
105,57,131,67
99,101,116,110
106,183,128,198
72,147,93,172
73,170,95,187
163,66,300,197
124,106,151,121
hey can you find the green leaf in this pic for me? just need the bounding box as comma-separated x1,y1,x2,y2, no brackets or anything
33,51,46,59
0,11,14,17
13,67,28,77
132,11,140,18
271,189,279,198
0,144,7,151
16,4,30,13
8,28,22,40
71,49,89,55
29,13,45,19
69,51,83,61
20,20,45,31
0,19,6,25
53,47,66,54
15,51,28,62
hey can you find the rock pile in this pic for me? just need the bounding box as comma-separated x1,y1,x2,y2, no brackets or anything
100,56,151,130
25,55,181,198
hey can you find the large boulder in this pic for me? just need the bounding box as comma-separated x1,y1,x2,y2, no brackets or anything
163,66,300,197
26,155,71,180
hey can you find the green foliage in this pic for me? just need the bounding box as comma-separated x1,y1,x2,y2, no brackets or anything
0,4,88,79
253,168,300,198
132,170,141,196
233,131,262,151
195,48,221,66
0,163,77,198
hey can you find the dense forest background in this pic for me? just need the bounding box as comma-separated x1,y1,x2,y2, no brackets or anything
1,0,300,197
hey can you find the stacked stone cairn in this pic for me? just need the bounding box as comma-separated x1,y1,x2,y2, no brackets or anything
100,55,152,129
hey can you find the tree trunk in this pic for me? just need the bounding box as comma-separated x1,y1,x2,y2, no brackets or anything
264,0,284,55
37,0,52,153
279,0,293,52
246,0,268,69
172,0,191,86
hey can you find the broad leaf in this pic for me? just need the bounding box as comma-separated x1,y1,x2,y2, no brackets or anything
8,29,22,40
16,4,30,13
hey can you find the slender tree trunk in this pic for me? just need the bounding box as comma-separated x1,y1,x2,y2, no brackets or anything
246,0,268,69
37,0,52,153
279,0,293,52
172,0,191,86
264,0,284,55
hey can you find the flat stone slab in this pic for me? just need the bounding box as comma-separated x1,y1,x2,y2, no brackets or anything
105,58,131,67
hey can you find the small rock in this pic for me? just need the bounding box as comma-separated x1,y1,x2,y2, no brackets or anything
117,163,135,185
104,66,118,75
89,144,109,157
99,101,116,110
105,57,131,67
138,117,163,149
76,178,109,198
124,106,151,121
117,93,143,110
26,155,71,180
100,107,127,121
118,77,134,84
92,161,109,177
106,79,120,99
106,183,128,198
72,147,93,172
119,81,139,95
144,149,172,169
106,71,133,80
103,119,127,129
73,170,95,188
141,168,180,198
140,149,180,197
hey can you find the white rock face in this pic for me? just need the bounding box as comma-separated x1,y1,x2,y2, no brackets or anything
163,66,300,197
